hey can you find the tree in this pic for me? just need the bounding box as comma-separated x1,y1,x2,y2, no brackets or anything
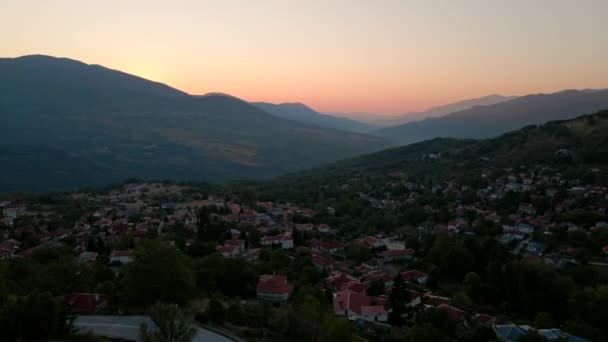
367,279,385,296
0,290,72,342
207,298,226,324
139,302,196,342
389,273,407,326
122,240,196,305
533,312,556,329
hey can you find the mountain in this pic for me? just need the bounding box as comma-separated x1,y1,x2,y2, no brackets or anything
329,95,516,126
252,102,374,133
256,109,608,201
381,94,517,126
0,55,391,192
375,89,608,144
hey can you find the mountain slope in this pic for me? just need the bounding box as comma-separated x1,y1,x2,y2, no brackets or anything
255,109,608,201
385,94,517,125
0,55,391,192
375,90,608,144
252,102,374,133
332,94,516,126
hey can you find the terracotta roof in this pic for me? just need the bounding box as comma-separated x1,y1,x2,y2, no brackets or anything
436,303,466,321
256,275,293,295
64,293,108,313
381,248,415,257
473,313,496,325
424,294,450,307
333,291,384,315
361,305,387,316
401,270,428,280
110,250,133,258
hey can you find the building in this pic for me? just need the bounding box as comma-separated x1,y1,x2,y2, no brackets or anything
256,275,293,301
401,270,429,285
64,293,109,313
109,250,133,264
261,233,293,249
333,291,388,322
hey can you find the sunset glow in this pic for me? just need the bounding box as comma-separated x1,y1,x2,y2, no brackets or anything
2,0,607,114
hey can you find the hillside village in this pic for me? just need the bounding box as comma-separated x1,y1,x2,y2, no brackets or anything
1,155,607,341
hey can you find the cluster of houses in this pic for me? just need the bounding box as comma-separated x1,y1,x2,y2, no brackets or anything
0,162,605,342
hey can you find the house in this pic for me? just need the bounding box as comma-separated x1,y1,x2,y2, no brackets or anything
256,275,293,301
317,223,331,233
380,248,415,262
311,253,334,270
245,248,262,261
518,203,536,216
109,250,133,264
406,289,423,307
0,247,14,260
362,271,394,289
0,239,19,260
78,251,98,263
401,270,429,285
472,313,496,326
326,272,362,291
261,233,293,249
361,236,385,249
423,294,450,307
216,244,240,258
309,239,344,254
526,242,544,256
2,207,18,219
333,291,388,322
64,293,108,313
224,239,246,253
436,303,465,321
492,324,527,342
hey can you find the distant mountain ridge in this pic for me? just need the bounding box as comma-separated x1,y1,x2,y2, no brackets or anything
252,102,374,133
0,55,391,192
329,94,516,126
263,109,608,195
375,89,608,144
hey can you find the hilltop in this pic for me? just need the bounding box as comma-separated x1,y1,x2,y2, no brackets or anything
0,55,391,192
375,89,608,144
254,109,608,201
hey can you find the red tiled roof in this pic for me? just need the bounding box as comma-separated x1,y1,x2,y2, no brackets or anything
110,250,133,258
436,303,466,321
381,248,415,257
216,245,237,254
361,305,387,316
256,275,293,295
472,313,495,325
333,291,385,315
64,293,108,313
401,270,428,281
424,294,450,307
312,254,333,267
343,281,368,293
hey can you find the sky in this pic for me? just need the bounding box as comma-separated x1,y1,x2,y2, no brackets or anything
1,0,608,115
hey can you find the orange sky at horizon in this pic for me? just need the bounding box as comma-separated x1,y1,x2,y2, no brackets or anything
2,0,608,115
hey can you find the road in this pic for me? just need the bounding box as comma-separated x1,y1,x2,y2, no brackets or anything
74,315,234,342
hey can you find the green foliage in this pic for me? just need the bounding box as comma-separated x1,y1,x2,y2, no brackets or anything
533,312,557,329
192,254,258,297
206,298,226,324
121,240,196,305
139,302,196,342
0,290,72,342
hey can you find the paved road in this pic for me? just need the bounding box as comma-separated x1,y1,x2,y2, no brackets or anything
74,315,233,342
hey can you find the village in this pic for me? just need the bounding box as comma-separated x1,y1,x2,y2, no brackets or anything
1,162,607,342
